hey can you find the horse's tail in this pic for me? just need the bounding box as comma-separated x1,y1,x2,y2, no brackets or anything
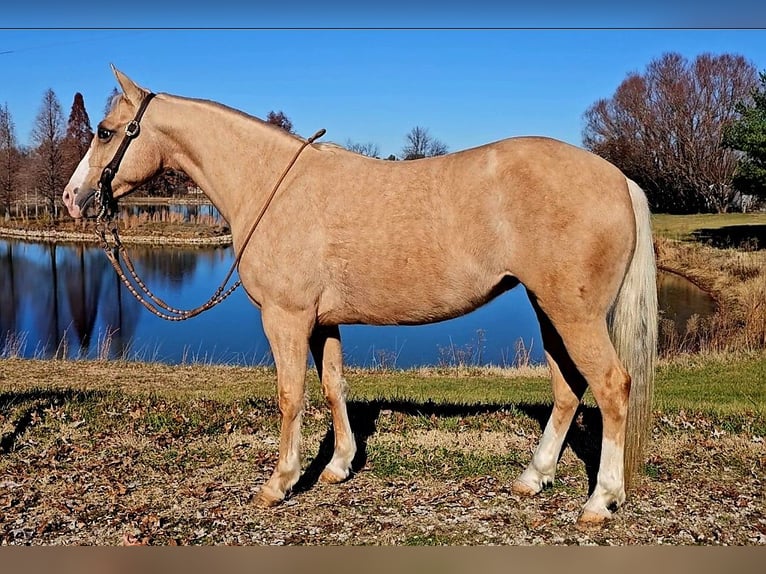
608,178,658,488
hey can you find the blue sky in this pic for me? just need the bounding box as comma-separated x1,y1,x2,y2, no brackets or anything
2,23,766,158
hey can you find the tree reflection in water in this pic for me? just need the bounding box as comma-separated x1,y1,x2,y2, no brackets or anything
0,239,208,359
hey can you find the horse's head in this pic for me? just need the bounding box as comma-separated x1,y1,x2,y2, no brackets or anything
62,65,163,219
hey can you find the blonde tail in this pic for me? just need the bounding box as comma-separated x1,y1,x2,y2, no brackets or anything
609,178,658,488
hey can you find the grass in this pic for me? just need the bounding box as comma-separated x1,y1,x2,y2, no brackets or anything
654,353,766,435
1,351,762,420
2,353,762,494
652,212,766,241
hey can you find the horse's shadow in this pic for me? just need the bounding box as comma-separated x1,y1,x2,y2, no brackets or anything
1,389,604,496
294,399,604,496
0,388,109,454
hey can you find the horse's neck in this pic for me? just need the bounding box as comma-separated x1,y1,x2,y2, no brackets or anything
157,95,302,229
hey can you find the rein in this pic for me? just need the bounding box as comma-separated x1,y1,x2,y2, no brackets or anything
95,93,326,321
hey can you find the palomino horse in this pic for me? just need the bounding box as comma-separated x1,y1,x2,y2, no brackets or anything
63,66,657,525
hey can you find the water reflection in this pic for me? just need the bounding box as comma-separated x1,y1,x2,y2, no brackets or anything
3,239,714,368
0,240,237,360
657,271,717,332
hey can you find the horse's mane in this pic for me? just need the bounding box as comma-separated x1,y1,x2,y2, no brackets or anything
169,93,311,145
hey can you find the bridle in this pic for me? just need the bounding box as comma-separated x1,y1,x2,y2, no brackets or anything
92,91,325,321
96,92,156,220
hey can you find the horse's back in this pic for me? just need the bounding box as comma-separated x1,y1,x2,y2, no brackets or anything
308,136,635,326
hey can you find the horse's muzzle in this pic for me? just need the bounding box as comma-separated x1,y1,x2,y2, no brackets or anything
74,187,98,216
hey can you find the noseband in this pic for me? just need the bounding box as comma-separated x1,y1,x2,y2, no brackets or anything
96,92,156,220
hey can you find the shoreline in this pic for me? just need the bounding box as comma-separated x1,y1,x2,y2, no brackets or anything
0,225,233,247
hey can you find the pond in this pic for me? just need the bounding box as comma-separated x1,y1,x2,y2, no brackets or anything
657,271,717,333
0,238,716,368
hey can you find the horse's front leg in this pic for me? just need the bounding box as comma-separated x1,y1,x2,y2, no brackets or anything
256,305,314,507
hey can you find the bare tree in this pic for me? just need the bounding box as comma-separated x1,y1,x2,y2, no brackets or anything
134,167,195,198
345,140,381,158
30,88,66,218
0,103,21,218
401,126,448,160
266,110,294,134
583,52,758,213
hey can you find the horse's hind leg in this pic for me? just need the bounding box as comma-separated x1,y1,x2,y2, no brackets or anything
512,310,587,496
310,325,356,483
515,303,631,523
575,332,632,524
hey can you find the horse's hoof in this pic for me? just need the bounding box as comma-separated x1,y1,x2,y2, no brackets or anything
320,467,348,484
511,479,540,497
254,487,284,508
576,510,610,529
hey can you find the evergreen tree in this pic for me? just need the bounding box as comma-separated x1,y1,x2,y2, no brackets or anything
724,71,766,202
62,92,94,178
104,87,120,116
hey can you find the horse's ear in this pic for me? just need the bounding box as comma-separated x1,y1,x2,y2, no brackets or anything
110,64,148,107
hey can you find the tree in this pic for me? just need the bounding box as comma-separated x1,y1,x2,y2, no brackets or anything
724,71,766,203
583,52,758,213
104,87,120,116
265,110,294,134
345,140,380,158
0,103,21,217
30,89,67,218
134,167,195,198
62,92,94,178
401,126,448,160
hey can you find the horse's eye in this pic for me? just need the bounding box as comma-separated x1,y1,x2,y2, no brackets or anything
97,127,114,142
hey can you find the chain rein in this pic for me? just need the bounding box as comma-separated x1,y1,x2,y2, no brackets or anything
95,92,325,321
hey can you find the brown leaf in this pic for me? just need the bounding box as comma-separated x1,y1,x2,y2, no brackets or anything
122,532,149,546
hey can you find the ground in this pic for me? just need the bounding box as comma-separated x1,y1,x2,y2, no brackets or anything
0,358,763,546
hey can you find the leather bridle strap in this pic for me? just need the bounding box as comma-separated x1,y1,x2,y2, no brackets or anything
97,92,157,219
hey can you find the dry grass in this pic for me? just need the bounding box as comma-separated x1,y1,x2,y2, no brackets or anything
655,236,766,356
117,210,228,239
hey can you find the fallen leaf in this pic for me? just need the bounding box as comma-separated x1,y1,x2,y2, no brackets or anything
122,532,149,546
